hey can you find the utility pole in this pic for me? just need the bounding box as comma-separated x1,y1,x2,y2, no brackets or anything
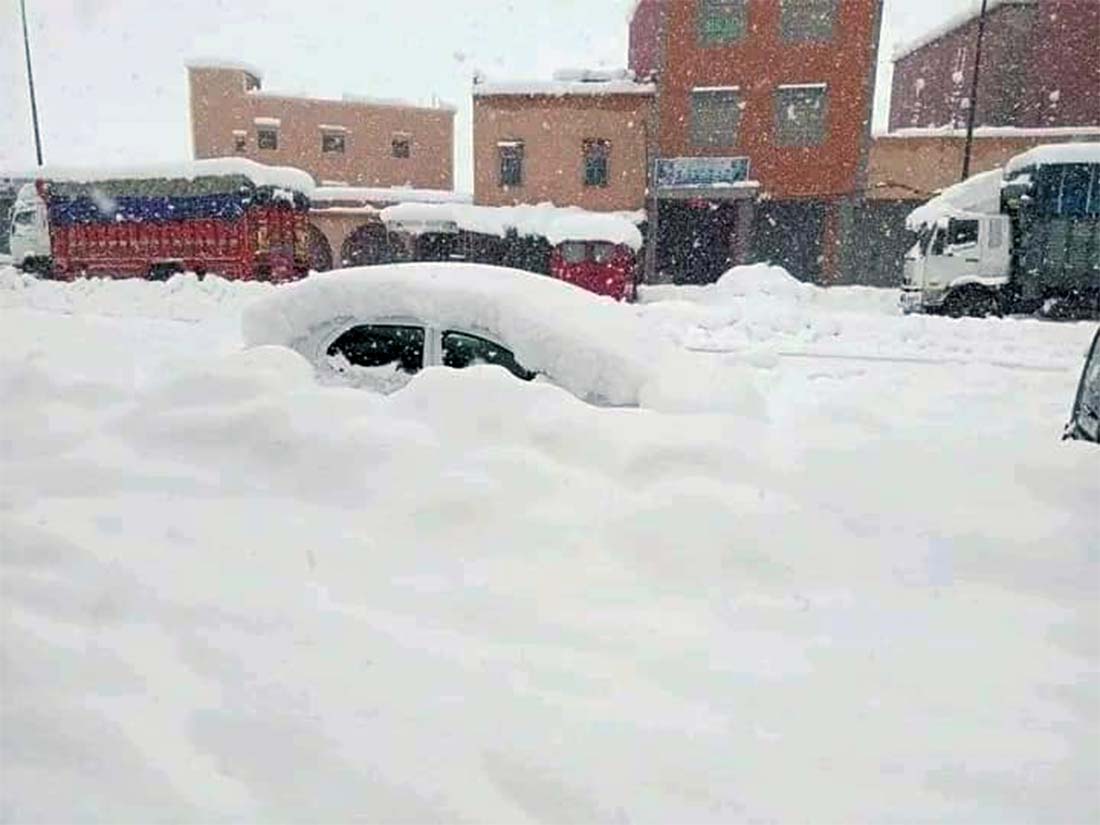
961,0,988,181
20,0,44,166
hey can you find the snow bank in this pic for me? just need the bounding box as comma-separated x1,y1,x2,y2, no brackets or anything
0,268,273,322
3,158,315,194
1004,141,1100,175
242,263,760,413
3,263,1098,823
906,168,1003,229
3,266,1098,823
381,202,645,249
637,264,1094,374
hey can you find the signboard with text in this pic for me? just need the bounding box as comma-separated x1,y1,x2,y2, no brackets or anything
654,157,751,191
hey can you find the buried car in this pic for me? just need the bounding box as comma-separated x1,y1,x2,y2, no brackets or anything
242,262,762,413
1064,325,1100,444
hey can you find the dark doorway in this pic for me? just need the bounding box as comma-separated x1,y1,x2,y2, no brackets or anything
752,201,826,283
657,200,739,284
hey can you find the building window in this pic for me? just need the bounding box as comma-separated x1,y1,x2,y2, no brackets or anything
775,85,828,146
780,0,837,41
698,0,746,46
691,88,741,148
498,140,524,187
583,139,610,187
232,132,247,153
392,135,411,158
322,132,346,154
257,128,278,150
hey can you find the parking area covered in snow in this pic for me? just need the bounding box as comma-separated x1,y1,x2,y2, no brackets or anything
1,265,1097,823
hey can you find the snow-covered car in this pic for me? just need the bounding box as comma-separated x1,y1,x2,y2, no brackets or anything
1064,326,1100,444
243,263,759,411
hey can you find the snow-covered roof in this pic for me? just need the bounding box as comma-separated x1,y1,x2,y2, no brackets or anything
242,263,744,409
185,58,264,77
7,158,314,194
1004,142,1100,176
892,0,1035,62
474,69,655,98
906,168,1004,230
312,186,472,206
380,202,645,249
245,89,456,113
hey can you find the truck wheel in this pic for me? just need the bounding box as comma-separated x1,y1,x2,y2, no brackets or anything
944,285,1000,319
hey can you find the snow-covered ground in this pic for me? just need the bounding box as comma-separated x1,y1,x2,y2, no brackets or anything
2,266,1097,823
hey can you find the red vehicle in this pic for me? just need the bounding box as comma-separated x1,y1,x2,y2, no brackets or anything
550,240,637,302
11,160,313,282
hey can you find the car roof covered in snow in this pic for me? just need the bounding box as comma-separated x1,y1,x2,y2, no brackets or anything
380,203,645,249
1004,142,1100,176
242,264,658,405
13,158,315,195
906,168,1004,230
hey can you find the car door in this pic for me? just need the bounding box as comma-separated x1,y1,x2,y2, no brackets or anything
324,322,426,392
1066,328,1100,443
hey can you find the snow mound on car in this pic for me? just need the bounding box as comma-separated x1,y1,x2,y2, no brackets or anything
242,263,763,414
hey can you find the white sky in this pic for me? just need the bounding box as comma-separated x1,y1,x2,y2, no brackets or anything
1,0,976,188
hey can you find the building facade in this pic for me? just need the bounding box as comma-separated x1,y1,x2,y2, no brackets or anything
188,62,454,189
471,72,654,213
631,0,884,283
890,0,1100,131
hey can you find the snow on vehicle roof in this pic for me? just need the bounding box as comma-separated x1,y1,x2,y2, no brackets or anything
892,0,1034,62
1004,142,1100,176
312,186,472,206
242,264,661,407
906,168,1004,230
12,158,314,194
380,202,645,249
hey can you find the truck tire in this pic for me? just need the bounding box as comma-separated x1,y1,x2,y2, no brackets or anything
943,285,1000,319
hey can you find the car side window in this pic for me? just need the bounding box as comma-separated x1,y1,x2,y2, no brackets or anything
560,241,587,264
590,242,616,264
326,324,424,373
441,330,535,381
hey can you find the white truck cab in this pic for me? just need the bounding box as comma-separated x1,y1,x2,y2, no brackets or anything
8,183,51,273
901,212,1012,316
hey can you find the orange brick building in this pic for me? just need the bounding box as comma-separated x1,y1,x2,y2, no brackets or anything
631,0,884,283
471,71,654,213
188,61,454,189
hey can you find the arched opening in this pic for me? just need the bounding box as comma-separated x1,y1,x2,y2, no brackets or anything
307,224,333,272
341,223,402,268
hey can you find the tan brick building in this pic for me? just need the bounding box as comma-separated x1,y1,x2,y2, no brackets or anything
188,61,454,189
472,71,655,212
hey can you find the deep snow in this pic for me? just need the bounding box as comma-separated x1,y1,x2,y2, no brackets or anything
1,266,1097,823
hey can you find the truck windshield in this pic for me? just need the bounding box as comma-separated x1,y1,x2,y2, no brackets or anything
12,210,35,227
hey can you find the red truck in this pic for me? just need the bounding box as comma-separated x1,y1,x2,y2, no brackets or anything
9,159,313,281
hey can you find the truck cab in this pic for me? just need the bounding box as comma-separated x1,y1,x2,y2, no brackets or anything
901,212,1011,316
8,183,51,273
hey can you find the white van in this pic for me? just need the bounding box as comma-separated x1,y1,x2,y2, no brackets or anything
8,183,51,273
